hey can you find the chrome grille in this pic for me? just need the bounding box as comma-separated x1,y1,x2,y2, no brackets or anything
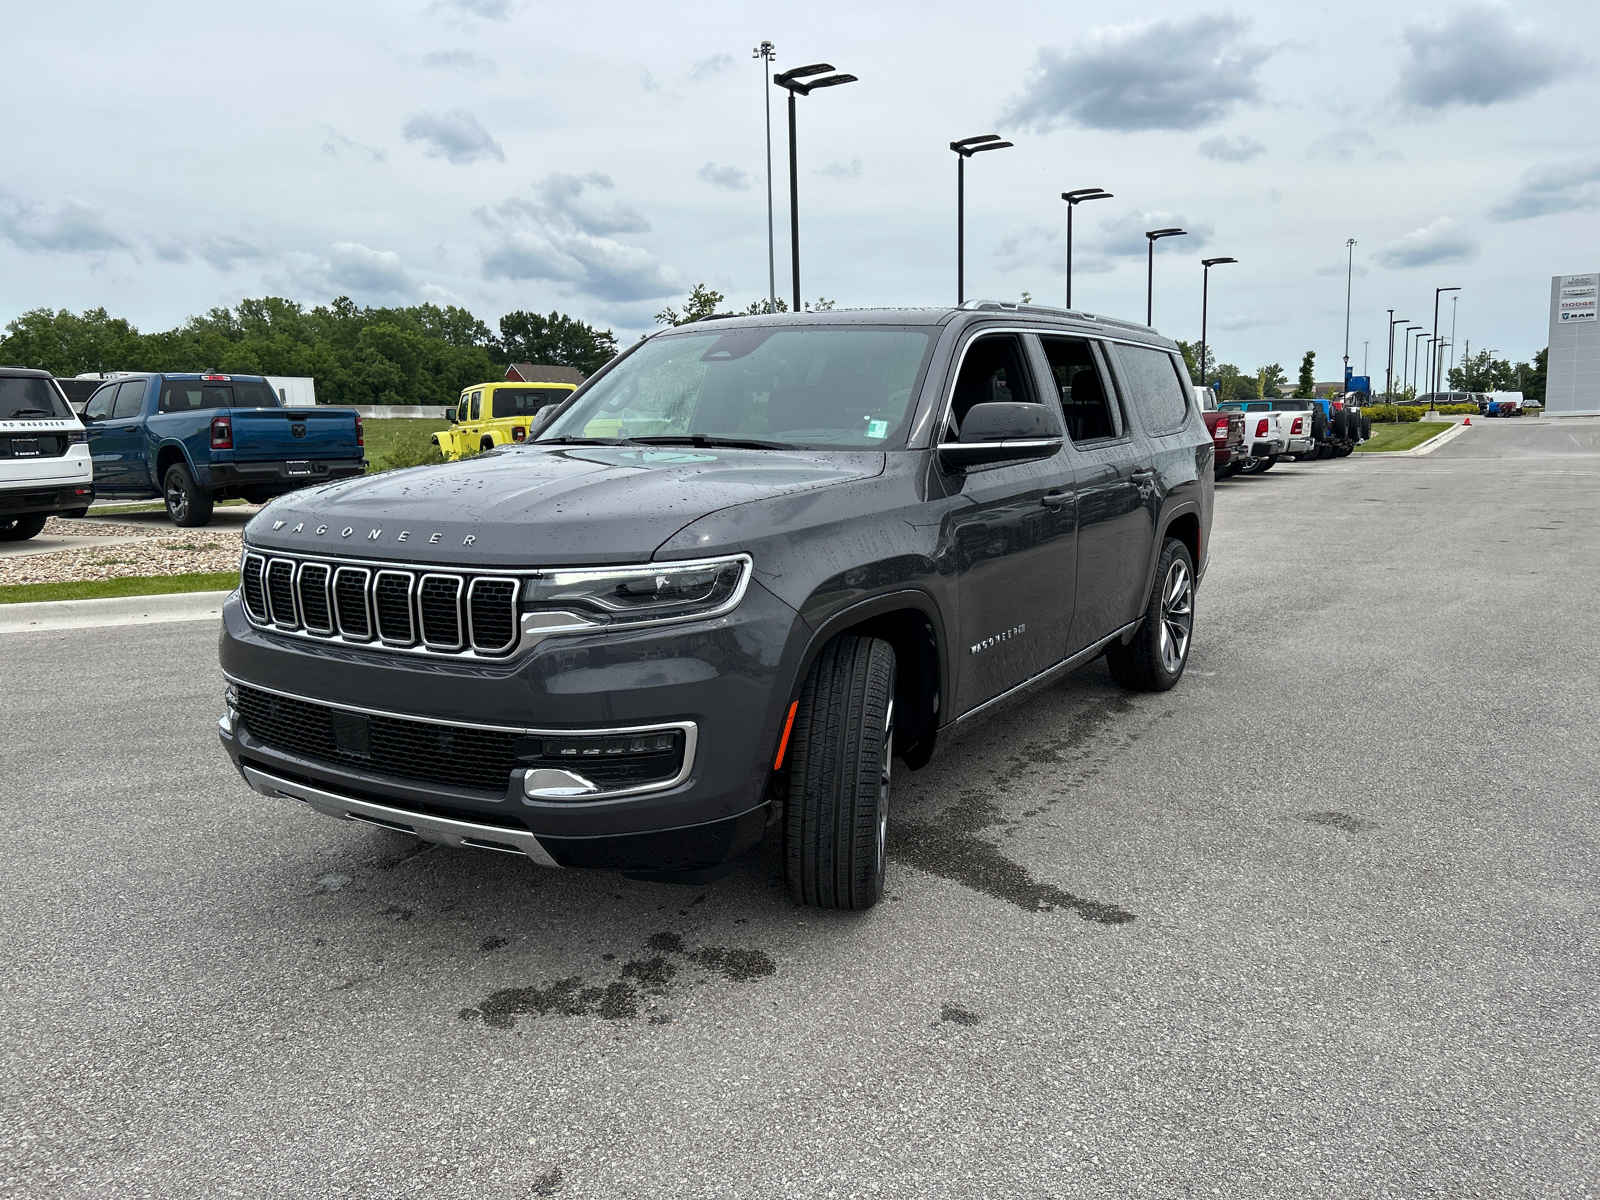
373,571,414,645
240,552,519,659
297,563,333,634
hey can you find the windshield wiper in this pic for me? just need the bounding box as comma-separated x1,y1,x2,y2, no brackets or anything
6,408,56,419
533,436,630,446
629,434,794,451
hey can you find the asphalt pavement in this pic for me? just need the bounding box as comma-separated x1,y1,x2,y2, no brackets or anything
3,419,1597,1199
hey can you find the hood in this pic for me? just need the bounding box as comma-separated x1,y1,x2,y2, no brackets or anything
243,444,886,568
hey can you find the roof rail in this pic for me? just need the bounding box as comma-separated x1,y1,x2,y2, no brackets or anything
957,298,1152,333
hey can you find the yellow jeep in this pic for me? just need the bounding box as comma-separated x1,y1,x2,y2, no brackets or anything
432,381,577,459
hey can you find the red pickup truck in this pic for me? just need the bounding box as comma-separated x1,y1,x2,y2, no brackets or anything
1194,387,1245,478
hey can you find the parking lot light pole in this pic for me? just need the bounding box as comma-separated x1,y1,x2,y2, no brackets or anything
1061,187,1112,309
1342,238,1357,390
1404,326,1423,395
773,63,859,314
753,40,778,310
950,134,1014,304
1145,228,1187,326
1386,313,1408,409
1199,257,1237,390
1429,286,1460,410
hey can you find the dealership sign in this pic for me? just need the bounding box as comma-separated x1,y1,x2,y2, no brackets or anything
1559,274,1598,323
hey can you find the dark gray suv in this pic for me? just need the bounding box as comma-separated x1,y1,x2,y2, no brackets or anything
217,303,1213,909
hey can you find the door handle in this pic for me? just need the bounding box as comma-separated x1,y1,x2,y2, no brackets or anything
1041,490,1073,509
1131,470,1155,481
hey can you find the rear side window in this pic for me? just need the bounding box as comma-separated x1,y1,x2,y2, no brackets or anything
1115,345,1190,434
0,375,73,420
111,380,148,419
1038,336,1120,442
470,390,482,420
493,388,567,419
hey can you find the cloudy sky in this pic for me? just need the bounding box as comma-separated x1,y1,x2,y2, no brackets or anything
5,0,1596,379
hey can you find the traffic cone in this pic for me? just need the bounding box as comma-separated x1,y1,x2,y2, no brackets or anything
1463,416,1471,426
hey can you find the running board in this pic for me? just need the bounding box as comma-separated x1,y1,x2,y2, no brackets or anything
951,620,1142,731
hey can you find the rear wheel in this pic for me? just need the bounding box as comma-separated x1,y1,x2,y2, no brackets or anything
0,513,48,542
1361,415,1373,440
1106,538,1195,692
480,436,496,453
783,635,896,911
163,464,214,527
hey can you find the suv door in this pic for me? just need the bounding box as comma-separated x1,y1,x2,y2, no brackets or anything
940,331,1078,715
1038,336,1152,649
1109,340,1203,583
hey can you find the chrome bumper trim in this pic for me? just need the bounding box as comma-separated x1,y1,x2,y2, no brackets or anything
240,764,561,868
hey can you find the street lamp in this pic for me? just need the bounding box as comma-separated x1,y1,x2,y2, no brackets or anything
1199,257,1237,391
1404,325,1423,394
773,62,858,314
1386,313,1408,405
1145,228,1187,326
1429,286,1460,410
752,40,778,311
1342,237,1357,390
1061,187,1112,309
950,134,1014,304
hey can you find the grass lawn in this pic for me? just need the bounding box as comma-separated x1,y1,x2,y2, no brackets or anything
1355,422,1454,453
364,417,451,471
0,572,238,605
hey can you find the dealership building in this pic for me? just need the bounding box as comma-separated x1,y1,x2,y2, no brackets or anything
1546,272,1600,416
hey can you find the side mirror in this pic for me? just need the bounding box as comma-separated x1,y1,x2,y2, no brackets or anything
938,402,1063,469
447,410,458,423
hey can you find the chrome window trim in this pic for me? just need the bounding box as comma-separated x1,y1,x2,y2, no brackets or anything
418,572,465,651
466,575,520,654
332,565,373,641
295,560,335,635
225,673,699,800
373,570,417,646
265,557,300,629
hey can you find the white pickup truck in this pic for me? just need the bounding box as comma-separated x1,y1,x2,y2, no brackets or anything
1217,400,1315,474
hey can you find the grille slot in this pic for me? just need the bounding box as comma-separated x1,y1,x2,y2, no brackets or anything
418,574,464,649
373,571,415,644
241,555,267,621
333,567,371,639
297,563,333,634
266,559,298,627
468,577,518,654
232,684,690,796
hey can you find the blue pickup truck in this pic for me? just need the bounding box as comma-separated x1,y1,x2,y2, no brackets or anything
79,373,365,525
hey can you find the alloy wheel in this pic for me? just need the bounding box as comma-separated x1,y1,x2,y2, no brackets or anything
1158,561,1193,674
166,476,188,523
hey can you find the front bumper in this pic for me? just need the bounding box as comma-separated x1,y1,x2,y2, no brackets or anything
216,579,801,870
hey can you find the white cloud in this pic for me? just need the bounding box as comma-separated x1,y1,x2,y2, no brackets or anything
1396,5,1587,111
692,54,733,80
0,195,130,256
478,174,677,302
402,110,504,165
420,50,498,78
326,242,415,295
1489,159,1600,221
817,160,862,179
697,163,751,191
1376,218,1480,268
428,0,512,20
1003,15,1271,133
1092,211,1215,258
1306,129,1400,162
1198,135,1265,163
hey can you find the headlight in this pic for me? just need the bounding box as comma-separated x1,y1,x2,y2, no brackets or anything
522,555,750,628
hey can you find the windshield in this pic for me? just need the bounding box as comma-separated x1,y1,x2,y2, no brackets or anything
1271,400,1311,410
538,326,935,448
0,376,73,420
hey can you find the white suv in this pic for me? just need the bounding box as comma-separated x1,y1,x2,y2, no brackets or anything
1,367,95,541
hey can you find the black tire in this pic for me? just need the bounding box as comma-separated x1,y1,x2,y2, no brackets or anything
163,464,214,527
1334,445,1353,457
62,507,90,519
1258,455,1277,472
1238,455,1275,475
0,513,48,542
1214,463,1238,480
240,488,276,506
1332,409,1349,439
1310,406,1328,439
783,635,896,911
480,437,495,453
1318,444,1335,460
1105,538,1195,692
1361,415,1373,440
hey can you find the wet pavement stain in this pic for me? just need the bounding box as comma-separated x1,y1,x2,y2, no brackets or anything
480,936,510,952
531,1166,564,1195
459,930,774,1029
1303,811,1381,833
940,1003,981,1026
893,798,1136,924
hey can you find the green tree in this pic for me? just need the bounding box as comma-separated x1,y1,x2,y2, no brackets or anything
1174,340,1216,385
1257,363,1287,398
1293,351,1317,398
495,310,616,375
0,307,142,376
655,284,726,326
1215,364,1258,401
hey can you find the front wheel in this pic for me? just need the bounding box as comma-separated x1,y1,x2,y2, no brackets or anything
1105,538,1195,692
164,464,214,527
0,513,48,542
783,635,896,911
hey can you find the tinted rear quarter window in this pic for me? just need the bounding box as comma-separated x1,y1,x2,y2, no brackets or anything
111,380,148,419
1115,345,1191,434
160,380,278,411
0,376,73,420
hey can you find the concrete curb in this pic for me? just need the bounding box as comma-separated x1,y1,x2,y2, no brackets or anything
0,589,233,633
1360,420,1473,458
